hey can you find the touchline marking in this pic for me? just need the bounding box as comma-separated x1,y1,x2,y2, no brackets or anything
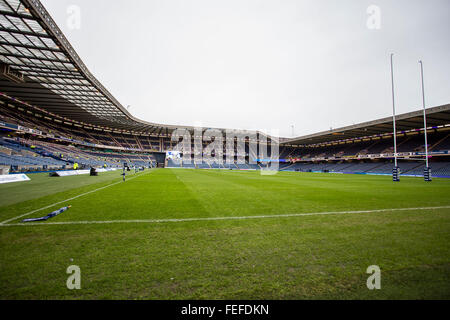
0,170,153,225
1,205,449,227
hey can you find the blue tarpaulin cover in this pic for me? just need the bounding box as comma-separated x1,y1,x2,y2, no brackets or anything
22,206,71,223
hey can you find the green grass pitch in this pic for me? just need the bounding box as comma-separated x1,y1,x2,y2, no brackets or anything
0,168,449,299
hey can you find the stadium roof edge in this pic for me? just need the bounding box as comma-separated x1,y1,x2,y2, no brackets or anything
0,0,279,139
283,104,450,146
21,0,176,129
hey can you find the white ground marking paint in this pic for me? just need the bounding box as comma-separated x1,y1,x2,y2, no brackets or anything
1,205,449,228
0,170,153,225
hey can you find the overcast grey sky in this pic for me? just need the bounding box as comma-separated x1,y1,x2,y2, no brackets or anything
41,0,450,137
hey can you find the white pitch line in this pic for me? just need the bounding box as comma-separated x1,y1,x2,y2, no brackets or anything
1,205,449,228
0,170,153,225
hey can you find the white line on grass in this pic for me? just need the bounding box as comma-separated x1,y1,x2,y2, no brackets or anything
0,170,153,225
1,205,449,227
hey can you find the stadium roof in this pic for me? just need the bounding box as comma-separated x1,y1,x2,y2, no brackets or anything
0,0,190,135
0,0,449,143
283,104,450,146
0,0,277,140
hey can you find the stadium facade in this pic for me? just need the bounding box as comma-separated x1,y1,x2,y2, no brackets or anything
0,0,449,176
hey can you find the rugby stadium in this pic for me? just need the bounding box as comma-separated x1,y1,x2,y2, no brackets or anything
0,0,449,301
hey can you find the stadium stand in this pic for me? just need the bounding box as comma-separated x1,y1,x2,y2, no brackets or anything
0,137,67,172
0,0,449,177
2,92,450,176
